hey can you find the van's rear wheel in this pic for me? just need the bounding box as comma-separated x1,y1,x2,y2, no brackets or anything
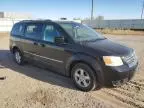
13,49,24,65
72,63,97,92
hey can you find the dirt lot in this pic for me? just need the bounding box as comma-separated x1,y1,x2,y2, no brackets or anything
0,33,144,108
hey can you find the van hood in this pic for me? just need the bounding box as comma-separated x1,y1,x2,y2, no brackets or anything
79,39,133,56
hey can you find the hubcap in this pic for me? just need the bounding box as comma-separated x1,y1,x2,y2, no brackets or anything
15,51,21,63
74,68,91,87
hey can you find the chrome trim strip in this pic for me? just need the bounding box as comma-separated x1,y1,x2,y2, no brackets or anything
24,51,63,63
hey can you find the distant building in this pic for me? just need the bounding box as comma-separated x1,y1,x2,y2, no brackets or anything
0,12,32,32
0,12,32,19
0,12,4,18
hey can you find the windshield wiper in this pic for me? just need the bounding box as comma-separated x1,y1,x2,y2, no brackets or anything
97,37,107,40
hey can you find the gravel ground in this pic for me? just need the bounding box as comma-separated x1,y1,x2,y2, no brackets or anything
0,34,144,108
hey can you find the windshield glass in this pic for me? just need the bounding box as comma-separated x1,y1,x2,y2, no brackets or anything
59,22,105,42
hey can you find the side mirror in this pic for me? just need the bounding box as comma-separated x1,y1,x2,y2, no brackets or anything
55,36,65,44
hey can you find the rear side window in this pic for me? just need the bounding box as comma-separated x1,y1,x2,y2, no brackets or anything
11,23,24,36
25,23,43,40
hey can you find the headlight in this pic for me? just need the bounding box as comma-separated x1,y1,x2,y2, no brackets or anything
103,56,123,66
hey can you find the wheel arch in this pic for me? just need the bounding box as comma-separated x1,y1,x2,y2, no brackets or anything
11,45,23,54
65,53,105,86
69,60,96,77
12,46,19,53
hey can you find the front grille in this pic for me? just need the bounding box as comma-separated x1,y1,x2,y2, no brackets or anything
123,51,137,68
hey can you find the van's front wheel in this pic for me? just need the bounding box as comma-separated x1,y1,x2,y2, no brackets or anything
72,63,97,92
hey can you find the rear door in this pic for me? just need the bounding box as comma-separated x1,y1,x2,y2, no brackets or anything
21,22,44,60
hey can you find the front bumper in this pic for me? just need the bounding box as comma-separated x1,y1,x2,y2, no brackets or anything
102,62,138,86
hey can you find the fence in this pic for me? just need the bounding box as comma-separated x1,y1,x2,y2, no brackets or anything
0,18,24,32
83,19,144,30
0,18,144,32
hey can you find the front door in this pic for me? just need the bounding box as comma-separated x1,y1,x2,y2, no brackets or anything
22,23,43,61
37,23,72,75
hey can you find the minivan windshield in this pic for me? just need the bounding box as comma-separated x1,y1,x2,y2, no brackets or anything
58,22,105,42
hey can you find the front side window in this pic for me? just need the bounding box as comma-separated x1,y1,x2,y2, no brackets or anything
25,23,43,40
43,25,60,43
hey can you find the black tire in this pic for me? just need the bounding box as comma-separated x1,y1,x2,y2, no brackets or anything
71,63,97,92
13,49,24,65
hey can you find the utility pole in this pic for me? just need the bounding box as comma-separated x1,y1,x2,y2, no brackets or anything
91,0,94,20
141,0,144,19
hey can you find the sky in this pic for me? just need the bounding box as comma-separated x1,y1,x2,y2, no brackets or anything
0,0,143,20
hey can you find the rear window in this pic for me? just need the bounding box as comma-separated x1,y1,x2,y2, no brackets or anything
25,23,43,40
11,23,24,36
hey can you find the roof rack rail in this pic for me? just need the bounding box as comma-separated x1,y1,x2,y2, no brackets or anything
21,19,52,22
43,19,52,21
21,20,33,22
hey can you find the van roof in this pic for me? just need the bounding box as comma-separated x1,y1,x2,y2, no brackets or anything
18,19,80,24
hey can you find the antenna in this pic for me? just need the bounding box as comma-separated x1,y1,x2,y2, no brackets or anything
91,0,94,20
141,0,144,19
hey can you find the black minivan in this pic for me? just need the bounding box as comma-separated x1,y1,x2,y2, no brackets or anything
10,20,138,91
